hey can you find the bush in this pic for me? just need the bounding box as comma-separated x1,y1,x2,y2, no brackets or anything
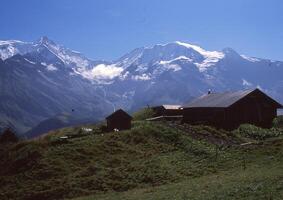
233,124,283,140
273,116,283,128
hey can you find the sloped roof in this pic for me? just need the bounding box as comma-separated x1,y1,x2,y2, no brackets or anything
162,105,182,110
183,89,283,108
152,105,182,110
106,109,132,120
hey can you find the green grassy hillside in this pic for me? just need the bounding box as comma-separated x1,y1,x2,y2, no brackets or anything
0,120,282,200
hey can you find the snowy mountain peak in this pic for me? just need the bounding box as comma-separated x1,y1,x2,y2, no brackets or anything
36,36,56,46
222,47,239,56
0,37,95,73
126,41,226,73
38,36,49,43
94,41,230,83
1,38,280,90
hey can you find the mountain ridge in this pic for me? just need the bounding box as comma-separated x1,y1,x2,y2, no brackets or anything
0,37,283,135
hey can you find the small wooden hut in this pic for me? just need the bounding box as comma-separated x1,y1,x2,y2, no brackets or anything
106,109,132,131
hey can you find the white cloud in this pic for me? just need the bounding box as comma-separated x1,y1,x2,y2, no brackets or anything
90,64,123,79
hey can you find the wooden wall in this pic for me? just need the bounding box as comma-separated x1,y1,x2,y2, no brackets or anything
152,107,182,117
183,91,279,130
107,116,131,131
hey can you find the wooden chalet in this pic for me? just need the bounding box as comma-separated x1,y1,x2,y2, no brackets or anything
106,109,133,131
182,89,283,130
151,105,182,117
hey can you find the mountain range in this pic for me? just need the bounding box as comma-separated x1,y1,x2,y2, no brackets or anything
1,37,283,136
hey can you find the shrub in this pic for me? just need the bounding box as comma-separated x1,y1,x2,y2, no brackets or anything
273,116,283,128
233,124,283,140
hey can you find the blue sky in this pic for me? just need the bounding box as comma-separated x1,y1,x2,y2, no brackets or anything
1,0,283,61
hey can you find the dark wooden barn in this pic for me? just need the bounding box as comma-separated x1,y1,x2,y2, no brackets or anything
182,89,283,130
106,109,133,131
151,105,182,117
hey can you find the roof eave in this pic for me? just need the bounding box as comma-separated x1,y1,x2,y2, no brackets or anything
182,106,228,109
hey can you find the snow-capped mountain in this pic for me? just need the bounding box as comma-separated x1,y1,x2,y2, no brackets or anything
0,37,107,79
0,37,283,135
100,41,283,110
0,36,90,65
0,38,116,134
